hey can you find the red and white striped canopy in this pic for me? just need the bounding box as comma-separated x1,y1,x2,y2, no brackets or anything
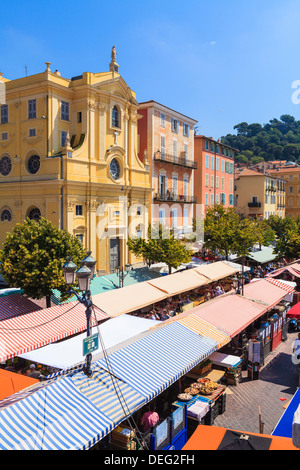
0,301,108,362
0,294,41,321
265,277,295,293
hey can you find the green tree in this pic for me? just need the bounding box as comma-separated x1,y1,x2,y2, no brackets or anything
127,223,192,274
0,218,85,307
274,229,300,260
204,205,241,260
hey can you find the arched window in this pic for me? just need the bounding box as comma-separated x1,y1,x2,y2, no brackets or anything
0,155,12,176
112,106,120,128
1,209,12,222
28,207,41,222
27,154,40,174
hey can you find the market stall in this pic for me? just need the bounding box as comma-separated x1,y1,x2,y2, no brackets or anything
208,351,242,386
149,406,188,450
18,314,161,370
173,378,227,437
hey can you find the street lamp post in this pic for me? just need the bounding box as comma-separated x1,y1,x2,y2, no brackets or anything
115,263,132,288
62,251,96,377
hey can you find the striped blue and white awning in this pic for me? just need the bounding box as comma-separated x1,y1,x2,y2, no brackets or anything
0,322,218,450
0,367,145,450
0,376,114,450
97,322,218,400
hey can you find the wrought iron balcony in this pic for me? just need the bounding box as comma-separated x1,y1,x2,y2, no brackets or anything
154,192,197,203
154,151,197,169
248,202,261,207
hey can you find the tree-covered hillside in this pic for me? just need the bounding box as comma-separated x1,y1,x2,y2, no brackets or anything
221,114,300,165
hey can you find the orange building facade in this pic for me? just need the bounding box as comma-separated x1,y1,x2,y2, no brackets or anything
138,101,197,234
194,135,236,213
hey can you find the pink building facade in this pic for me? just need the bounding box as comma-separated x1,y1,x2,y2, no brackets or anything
194,136,236,214
138,101,198,234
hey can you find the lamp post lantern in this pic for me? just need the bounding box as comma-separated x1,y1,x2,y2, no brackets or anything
63,252,96,376
115,263,132,288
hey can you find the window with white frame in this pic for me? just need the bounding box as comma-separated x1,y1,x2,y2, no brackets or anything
161,112,165,128
205,193,209,205
205,174,209,187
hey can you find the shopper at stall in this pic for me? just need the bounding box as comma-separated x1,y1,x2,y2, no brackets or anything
141,403,160,432
27,364,41,379
293,333,300,362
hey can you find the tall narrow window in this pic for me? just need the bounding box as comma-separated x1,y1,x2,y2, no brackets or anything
171,208,177,228
161,112,165,128
1,105,8,124
183,208,188,228
61,101,69,121
161,135,165,157
205,154,209,169
159,209,165,224
173,140,177,158
184,143,188,160
28,99,36,119
159,174,166,195
112,106,120,128
184,176,189,196
172,175,178,196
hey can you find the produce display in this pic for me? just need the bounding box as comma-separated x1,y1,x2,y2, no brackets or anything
180,379,219,398
177,393,193,401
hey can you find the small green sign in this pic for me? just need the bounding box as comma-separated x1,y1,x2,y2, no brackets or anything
83,333,99,356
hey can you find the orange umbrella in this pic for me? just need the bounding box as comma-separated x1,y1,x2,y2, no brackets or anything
0,369,39,400
182,425,299,451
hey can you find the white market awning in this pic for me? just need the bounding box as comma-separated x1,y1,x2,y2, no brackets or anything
19,314,160,369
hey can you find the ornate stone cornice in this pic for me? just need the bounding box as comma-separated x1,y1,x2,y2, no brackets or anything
66,200,76,211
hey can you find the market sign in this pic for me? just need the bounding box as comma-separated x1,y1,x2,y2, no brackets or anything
83,333,99,356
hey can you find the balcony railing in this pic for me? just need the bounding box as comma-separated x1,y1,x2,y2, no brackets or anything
248,202,261,207
154,192,197,203
154,151,197,169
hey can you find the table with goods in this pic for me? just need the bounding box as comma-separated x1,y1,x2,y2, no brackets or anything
173,375,227,438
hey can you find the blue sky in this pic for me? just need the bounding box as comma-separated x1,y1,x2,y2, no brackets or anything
1,0,300,139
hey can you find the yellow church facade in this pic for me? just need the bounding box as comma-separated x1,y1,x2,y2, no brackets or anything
0,50,151,274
